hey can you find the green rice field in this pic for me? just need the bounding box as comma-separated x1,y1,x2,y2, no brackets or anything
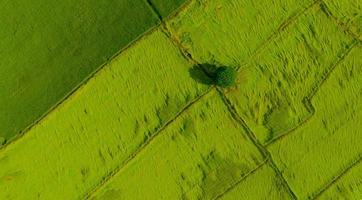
0,0,361,199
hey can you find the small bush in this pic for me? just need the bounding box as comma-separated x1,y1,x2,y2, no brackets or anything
214,66,236,87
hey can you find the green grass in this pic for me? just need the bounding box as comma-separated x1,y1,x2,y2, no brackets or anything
166,0,312,67
220,164,292,200
323,0,362,38
268,45,362,199
0,0,187,144
318,159,362,200
0,29,207,199
0,0,361,199
225,4,354,144
91,90,264,200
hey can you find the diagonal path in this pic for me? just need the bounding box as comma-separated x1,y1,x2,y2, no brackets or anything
0,0,193,150
213,159,268,200
85,86,214,199
311,154,362,199
216,89,298,200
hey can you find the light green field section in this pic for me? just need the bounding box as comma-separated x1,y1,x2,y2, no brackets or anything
220,164,292,200
318,160,362,200
0,29,208,199
92,90,264,200
166,0,312,67
225,5,355,144
323,0,362,38
149,0,188,18
0,0,161,143
268,44,362,199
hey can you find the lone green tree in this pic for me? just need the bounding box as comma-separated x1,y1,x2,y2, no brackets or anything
214,66,236,88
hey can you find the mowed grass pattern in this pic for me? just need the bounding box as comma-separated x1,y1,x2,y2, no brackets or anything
0,29,207,199
0,0,361,199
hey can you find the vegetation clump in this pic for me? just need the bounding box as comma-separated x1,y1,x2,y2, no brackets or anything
213,66,237,88
189,64,237,87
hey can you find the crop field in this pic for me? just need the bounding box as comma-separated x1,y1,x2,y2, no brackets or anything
0,0,187,144
0,0,361,199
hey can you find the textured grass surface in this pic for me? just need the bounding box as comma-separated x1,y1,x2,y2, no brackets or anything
268,45,362,199
166,0,312,67
323,0,362,38
91,90,264,199
0,0,361,199
0,29,207,199
226,4,355,144
318,159,362,199
220,164,292,200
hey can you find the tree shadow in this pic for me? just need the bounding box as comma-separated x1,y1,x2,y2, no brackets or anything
188,63,218,85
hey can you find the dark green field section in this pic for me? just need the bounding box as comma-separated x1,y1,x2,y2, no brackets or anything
0,0,186,144
148,0,187,17
0,29,208,199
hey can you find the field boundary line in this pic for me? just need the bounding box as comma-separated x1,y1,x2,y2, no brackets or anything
160,13,274,199
161,22,198,65
0,25,159,151
0,0,193,152
85,86,214,199
161,0,321,75
310,154,362,199
216,88,298,200
319,0,361,42
213,159,268,200
160,12,272,200
180,159,268,199
85,1,210,198
159,2,320,198
265,39,359,147
144,0,163,20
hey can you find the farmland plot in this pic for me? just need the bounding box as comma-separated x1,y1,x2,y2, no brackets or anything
268,44,362,199
0,0,186,145
224,4,355,144
166,0,313,67
0,0,361,199
91,90,266,200
0,29,207,199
